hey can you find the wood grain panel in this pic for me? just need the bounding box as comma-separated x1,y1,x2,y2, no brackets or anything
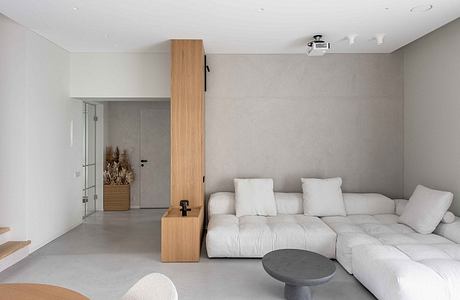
103,185,130,211
161,206,204,262
170,40,205,208
0,241,31,260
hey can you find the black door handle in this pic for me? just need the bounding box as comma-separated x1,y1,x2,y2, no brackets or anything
140,159,148,163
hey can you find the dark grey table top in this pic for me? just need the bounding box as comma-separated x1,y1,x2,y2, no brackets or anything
262,249,336,286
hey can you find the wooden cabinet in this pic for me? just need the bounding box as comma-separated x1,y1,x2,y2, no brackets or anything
170,39,205,208
161,206,204,262
162,39,205,262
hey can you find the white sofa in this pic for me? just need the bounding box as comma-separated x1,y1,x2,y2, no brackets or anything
206,192,460,300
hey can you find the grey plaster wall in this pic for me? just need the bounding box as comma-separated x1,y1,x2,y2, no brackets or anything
205,54,404,198
403,18,460,215
104,101,170,208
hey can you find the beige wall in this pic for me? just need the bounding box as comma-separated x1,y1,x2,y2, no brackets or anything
205,54,404,198
70,53,170,98
403,18,460,215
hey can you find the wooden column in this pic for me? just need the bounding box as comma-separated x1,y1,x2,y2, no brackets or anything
170,40,205,208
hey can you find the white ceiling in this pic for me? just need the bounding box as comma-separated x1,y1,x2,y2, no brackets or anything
0,0,459,54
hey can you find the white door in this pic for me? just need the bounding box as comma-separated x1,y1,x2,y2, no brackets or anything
140,109,170,208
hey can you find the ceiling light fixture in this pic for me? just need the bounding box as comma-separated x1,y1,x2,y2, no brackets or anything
258,8,265,12
375,33,385,45
72,7,79,11
347,34,358,45
410,4,433,12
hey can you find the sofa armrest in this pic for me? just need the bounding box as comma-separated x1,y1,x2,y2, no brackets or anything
208,192,236,217
434,217,460,243
394,199,408,216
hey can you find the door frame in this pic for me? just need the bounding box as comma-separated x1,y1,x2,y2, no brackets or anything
82,101,98,218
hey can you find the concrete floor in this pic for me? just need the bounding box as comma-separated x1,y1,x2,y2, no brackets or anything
0,209,376,300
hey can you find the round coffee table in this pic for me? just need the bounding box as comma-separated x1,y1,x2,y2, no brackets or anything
262,249,336,300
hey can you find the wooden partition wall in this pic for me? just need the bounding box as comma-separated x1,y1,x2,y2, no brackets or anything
170,39,205,208
161,40,205,262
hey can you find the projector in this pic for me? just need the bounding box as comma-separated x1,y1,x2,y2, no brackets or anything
307,35,331,56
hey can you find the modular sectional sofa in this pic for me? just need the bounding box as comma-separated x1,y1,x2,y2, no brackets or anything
206,192,460,300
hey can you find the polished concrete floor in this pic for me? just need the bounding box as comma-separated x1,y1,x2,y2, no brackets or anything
0,210,376,300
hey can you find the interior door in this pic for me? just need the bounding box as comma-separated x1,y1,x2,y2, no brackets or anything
139,108,170,208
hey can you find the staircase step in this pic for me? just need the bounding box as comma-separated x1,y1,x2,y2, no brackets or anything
0,228,10,235
0,241,31,260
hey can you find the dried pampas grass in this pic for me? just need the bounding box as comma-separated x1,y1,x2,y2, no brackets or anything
104,146,134,185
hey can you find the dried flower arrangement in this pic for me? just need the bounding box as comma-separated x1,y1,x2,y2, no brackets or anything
103,146,134,185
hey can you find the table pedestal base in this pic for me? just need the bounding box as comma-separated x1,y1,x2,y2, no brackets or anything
284,283,311,300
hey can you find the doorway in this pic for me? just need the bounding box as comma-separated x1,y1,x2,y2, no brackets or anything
82,102,97,217
102,100,170,209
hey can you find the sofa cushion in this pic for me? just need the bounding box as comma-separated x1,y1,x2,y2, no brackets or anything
208,192,236,217
301,177,346,216
274,192,303,215
396,198,456,224
399,185,453,234
322,214,453,274
344,193,395,215
352,245,450,300
208,192,303,217
206,214,336,258
234,178,277,217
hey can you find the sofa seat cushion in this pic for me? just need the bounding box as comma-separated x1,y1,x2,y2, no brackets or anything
322,214,454,273
352,245,452,300
353,244,460,300
206,214,336,258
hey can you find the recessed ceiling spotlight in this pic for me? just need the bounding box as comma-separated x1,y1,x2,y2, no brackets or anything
258,8,265,12
72,7,79,11
347,34,358,45
410,4,433,12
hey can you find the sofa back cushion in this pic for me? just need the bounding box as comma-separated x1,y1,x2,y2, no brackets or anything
208,192,303,217
396,198,455,224
399,185,453,234
208,192,236,217
234,178,277,217
343,193,395,215
301,177,346,216
274,193,303,214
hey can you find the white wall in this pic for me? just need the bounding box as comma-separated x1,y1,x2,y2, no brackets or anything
403,18,460,215
0,14,28,241
205,54,404,198
0,14,82,251
70,53,170,98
